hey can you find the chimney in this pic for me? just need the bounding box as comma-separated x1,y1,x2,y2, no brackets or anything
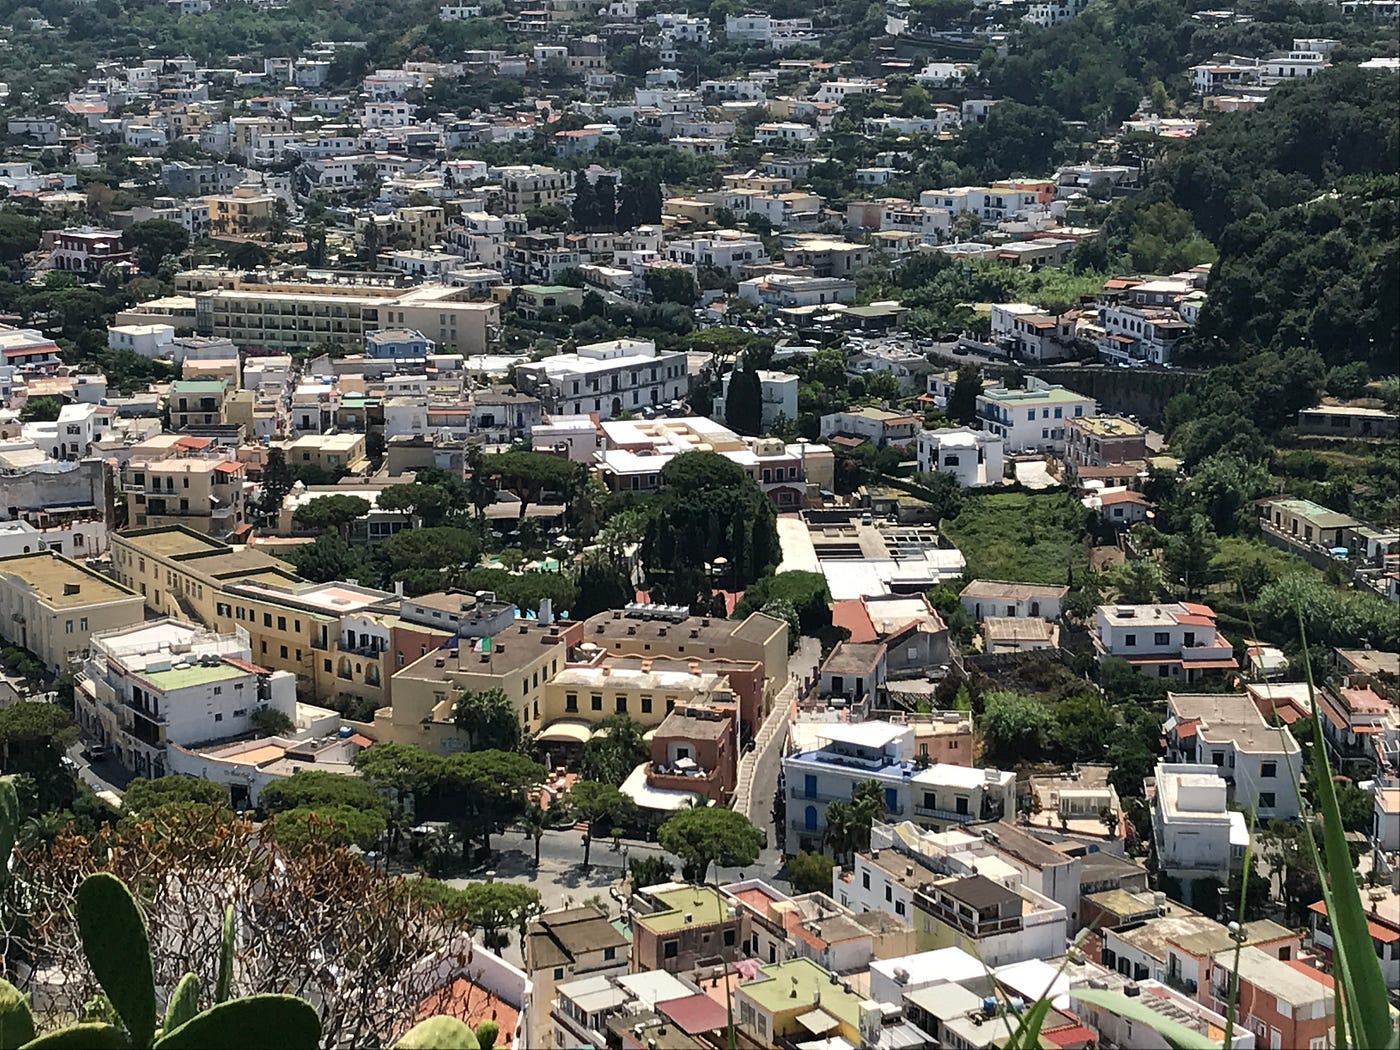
394,580,405,597
539,597,553,625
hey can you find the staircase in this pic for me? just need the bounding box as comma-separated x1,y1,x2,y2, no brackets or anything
732,677,796,823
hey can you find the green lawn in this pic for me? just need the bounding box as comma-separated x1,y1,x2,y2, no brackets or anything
942,490,1090,585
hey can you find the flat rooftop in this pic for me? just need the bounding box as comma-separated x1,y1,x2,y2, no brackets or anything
0,552,138,609
119,527,230,560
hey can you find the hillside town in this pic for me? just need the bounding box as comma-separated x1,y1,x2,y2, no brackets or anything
0,0,1392,1044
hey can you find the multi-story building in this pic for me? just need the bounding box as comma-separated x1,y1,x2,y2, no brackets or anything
205,184,278,236
975,381,1097,453
990,303,1078,363
178,269,499,354
913,873,1068,967
354,205,446,251
1148,762,1247,902
738,273,855,309
830,593,950,682
1093,602,1238,683
630,883,745,974
819,406,920,447
513,339,687,420
915,427,1004,486
783,722,1014,854
75,617,297,779
663,232,767,277
497,165,570,214
1208,947,1335,1050
712,368,799,428
1309,883,1399,991
166,378,229,430
733,958,872,1048
1163,692,1302,820
0,456,108,559
119,437,247,536
41,228,132,274
0,551,144,670
1064,415,1148,468
524,904,629,1043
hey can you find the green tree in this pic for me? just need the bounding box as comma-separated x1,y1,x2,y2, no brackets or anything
287,532,367,585
375,483,450,526
723,368,764,436
566,780,634,867
1108,558,1165,603
645,267,699,308
1049,693,1115,763
264,804,387,851
249,708,294,736
488,451,583,520
947,365,982,426
629,853,675,888
453,688,521,753
787,850,836,895
452,749,545,856
732,572,831,635
580,714,647,786
125,218,190,275
657,806,764,883
571,558,633,620
979,690,1052,765
19,396,62,422
0,701,78,812
122,776,229,816
761,599,801,654
259,448,293,521
519,799,550,867
292,495,370,539
1163,515,1217,598
456,881,543,951
259,769,388,817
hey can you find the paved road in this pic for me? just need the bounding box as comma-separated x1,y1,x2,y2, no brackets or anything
66,740,134,797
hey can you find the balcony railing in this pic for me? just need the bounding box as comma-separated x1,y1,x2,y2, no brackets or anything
914,804,973,822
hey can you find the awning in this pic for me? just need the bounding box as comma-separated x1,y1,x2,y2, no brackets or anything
536,720,592,744
620,763,701,812
796,1009,839,1035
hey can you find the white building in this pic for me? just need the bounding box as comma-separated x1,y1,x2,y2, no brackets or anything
958,580,1066,621
513,339,688,420
713,369,798,428
784,722,1015,855
75,618,299,780
1093,602,1238,684
915,427,1003,487
990,303,1078,363
663,232,767,277
1150,761,1248,888
739,273,856,310
1163,692,1302,821
108,323,176,358
974,380,1097,453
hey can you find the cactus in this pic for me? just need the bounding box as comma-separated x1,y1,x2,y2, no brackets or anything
75,873,158,1048
159,975,199,1039
214,907,234,1005
392,1016,480,1050
151,995,321,1050
19,1023,127,1048
0,978,35,1050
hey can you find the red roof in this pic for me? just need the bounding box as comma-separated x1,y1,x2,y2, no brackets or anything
1181,658,1239,669
1174,719,1199,739
832,599,878,643
1310,901,1399,943
214,461,242,473
1173,613,1217,627
1180,602,1215,617
413,976,518,1045
659,994,730,1034
222,656,269,675
1044,1024,1097,1048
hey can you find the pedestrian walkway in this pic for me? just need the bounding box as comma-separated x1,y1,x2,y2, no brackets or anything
733,676,795,825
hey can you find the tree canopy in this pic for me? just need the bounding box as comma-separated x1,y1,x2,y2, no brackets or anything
657,806,764,883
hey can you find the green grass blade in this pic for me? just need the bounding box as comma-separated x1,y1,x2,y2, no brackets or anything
161,974,200,1039
1001,995,1052,1050
1070,989,1218,1050
1297,610,1394,1050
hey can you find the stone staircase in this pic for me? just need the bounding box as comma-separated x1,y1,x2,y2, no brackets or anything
732,678,796,823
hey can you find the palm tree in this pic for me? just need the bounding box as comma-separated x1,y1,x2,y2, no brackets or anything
520,800,549,867
19,812,66,849
823,800,856,866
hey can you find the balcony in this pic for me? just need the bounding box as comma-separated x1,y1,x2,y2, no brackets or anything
788,786,848,804
913,804,973,822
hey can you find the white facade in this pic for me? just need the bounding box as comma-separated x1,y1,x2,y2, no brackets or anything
75,619,298,780
915,427,1003,487
108,323,177,358
975,381,1097,453
1093,602,1236,684
513,339,688,420
1163,693,1302,822
714,369,798,428
1151,762,1245,882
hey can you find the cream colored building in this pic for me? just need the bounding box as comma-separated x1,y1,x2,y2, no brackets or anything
376,621,580,752
579,609,790,709
278,433,369,477
206,184,279,236
166,378,229,430
178,269,500,354
537,660,736,743
355,205,447,251
119,437,248,537
0,551,144,669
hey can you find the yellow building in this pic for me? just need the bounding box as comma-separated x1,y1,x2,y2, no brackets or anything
537,659,736,744
278,433,369,477
108,526,398,708
118,437,248,537
206,185,279,236
354,205,446,251
380,622,577,752
166,378,229,430
734,958,869,1047
0,552,144,670
175,269,499,354
579,610,790,710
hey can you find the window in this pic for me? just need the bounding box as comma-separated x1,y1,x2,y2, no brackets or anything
1154,631,1170,646
723,929,735,947
213,686,222,696
277,616,286,631
591,694,602,711
214,713,223,722
641,697,652,714
615,696,627,713
280,646,288,659
862,871,870,890
80,617,87,631
663,941,678,960
1261,761,1277,777
263,614,272,627
602,947,616,961
565,692,578,713
1159,665,1170,678
885,885,893,902
553,968,564,980
64,620,73,634
1124,633,1136,647
1259,792,1276,809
